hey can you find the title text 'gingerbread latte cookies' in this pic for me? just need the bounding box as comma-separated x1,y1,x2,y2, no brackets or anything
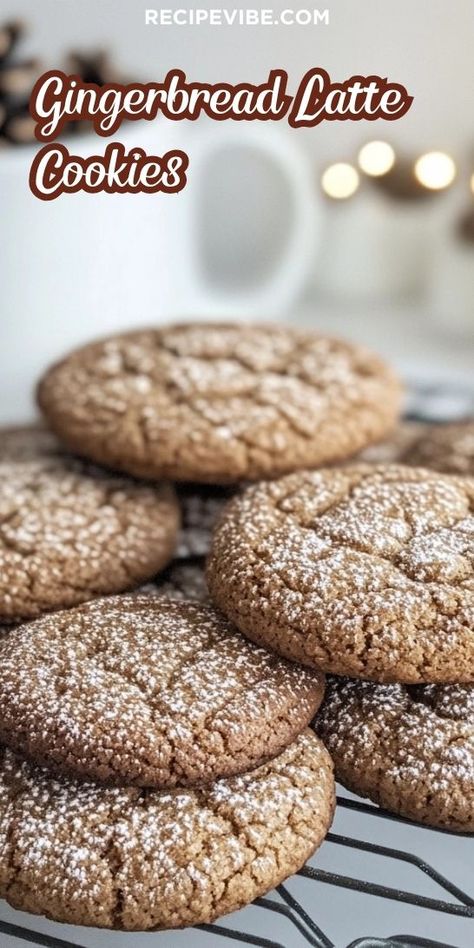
38,322,402,483
207,464,474,683
0,731,335,930
0,427,179,621
315,677,474,830
0,595,325,787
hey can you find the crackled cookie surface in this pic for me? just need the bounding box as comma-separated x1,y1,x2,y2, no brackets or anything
0,596,324,787
37,322,402,483
0,730,334,930
315,677,474,829
0,435,179,621
207,464,474,683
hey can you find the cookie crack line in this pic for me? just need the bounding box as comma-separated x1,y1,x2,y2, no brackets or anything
0,732,335,931
0,597,324,788
208,465,474,682
37,324,401,482
272,469,473,590
229,539,472,678
154,328,376,385
315,679,473,829
0,450,180,620
242,468,474,591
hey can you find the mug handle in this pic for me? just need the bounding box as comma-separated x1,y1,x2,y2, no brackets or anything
188,123,320,317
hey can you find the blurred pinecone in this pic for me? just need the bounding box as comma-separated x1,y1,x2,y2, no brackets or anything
0,19,128,147
371,158,434,203
0,20,38,145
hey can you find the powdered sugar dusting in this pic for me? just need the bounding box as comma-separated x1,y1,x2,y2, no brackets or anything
0,730,334,930
38,323,401,483
207,464,474,682
0,431,179,620
316,677,474,829
0,595,323,787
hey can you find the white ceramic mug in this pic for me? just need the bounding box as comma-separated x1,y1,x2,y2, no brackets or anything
0,120,319,422
314,190,439,302
429,230,474,334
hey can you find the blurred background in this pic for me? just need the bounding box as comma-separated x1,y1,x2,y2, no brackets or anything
0,0,473,422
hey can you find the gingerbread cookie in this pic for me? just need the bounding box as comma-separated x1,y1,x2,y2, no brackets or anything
37,322,402,483
207,464,474,683
0,595,325,787
315,677,473,830
0,442,179,621
0,730,334,930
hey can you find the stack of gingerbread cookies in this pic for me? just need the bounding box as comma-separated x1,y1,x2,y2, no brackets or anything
0,322,472,933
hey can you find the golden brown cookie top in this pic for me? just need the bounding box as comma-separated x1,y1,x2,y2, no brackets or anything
37,322,402,483
207,464,474,683
0,730,334,931
403,421,474,476
315,677,474,830
0,595,325,787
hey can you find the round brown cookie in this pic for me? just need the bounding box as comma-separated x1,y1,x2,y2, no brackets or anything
0,595,325,787
315,677,473,830
37,322,402,483
0,449,179,621
207,464,474,683
0,730,334,931
176,483,236,557
402,421,474,477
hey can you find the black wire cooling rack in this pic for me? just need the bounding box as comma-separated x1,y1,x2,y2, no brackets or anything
1,793,472,948
1,381,473,948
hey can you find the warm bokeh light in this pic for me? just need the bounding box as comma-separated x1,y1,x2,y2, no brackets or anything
470,172,474,195
358,141,395,177
321,162,360,199
414,151,456,191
